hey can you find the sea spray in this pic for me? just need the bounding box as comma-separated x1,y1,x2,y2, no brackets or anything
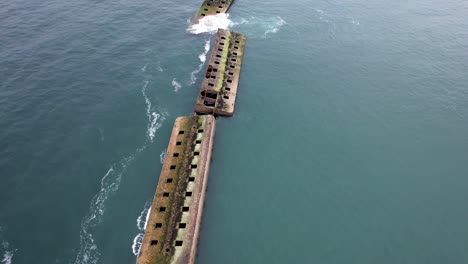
132,201,152,256
189,39,211,85
187,13,234,34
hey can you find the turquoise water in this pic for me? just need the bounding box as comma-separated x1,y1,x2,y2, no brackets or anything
1,0,468,263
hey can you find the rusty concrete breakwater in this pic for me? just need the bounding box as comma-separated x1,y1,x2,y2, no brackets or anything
137,2,246,263
137,115,216,264
195,29,246,116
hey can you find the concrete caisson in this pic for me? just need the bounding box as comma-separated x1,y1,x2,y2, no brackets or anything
192,0,234,23
137,115,216,264
195,29,246,116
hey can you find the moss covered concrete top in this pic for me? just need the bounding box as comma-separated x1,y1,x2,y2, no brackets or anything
137,115,216,264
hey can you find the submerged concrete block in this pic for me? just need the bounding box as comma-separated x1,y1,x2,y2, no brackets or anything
137,115,216,264
192,0,234,23
195,29,246,116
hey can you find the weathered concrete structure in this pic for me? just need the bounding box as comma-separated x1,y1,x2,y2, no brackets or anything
137,115,216,264
192,0,234,23
195,29,246,116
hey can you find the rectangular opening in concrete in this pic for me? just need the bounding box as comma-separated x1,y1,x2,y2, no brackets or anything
151,240,158,246
223,95,229,99
235,40,240,43
213,68,218,72
235,46,239,49
221,37,226,40
176,141,182,145
216,11,220,13
186,192,192,197
178,131,184,135
166,178,173,183
218,48,223,51
159,207,166,212
230,65,235,69
216,54,221,58
170,165,176,170
204,101,215,107
227,79,233,83
208,83,214,86
175,241,183,247
179,223,187,228
233,52,238,55
194,151,200,156
163,192,170,197
198,129,204,133
189,177,195,182
191,164,197,169
229,72,234,76
182,207,189,212
226,87,231,91
196,140,202,144
231,58,236,62
173,153,179,157
214,61,219,65
155,223,162,228
220,42,224,46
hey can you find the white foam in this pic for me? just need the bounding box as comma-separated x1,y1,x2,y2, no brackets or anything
141,63,148,72
160,149,166,164
1,236,15,264
143,208,151,230
172,78,182,92
187,13,234,34
190,39,211,85
1,251,13,264
262,16,287,38
75,154,138,264
131,233,144,256
141,81,166,142
132,201,152,256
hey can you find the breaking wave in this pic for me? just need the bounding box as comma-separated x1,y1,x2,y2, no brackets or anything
187,13,234,34
189,39,211,85
132,201,152,256
171,78,182,92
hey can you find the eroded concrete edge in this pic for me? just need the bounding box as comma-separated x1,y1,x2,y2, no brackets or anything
137,115,216,264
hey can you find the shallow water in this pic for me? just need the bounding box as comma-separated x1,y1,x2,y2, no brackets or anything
1,0,467,263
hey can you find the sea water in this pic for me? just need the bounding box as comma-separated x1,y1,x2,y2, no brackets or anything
1,0,467,263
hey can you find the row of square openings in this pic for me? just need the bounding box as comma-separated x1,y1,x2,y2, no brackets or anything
175,129,204,145
150,239,184,247
200,2,227,16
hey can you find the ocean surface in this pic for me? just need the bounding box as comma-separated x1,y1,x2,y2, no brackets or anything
1,0,467,263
